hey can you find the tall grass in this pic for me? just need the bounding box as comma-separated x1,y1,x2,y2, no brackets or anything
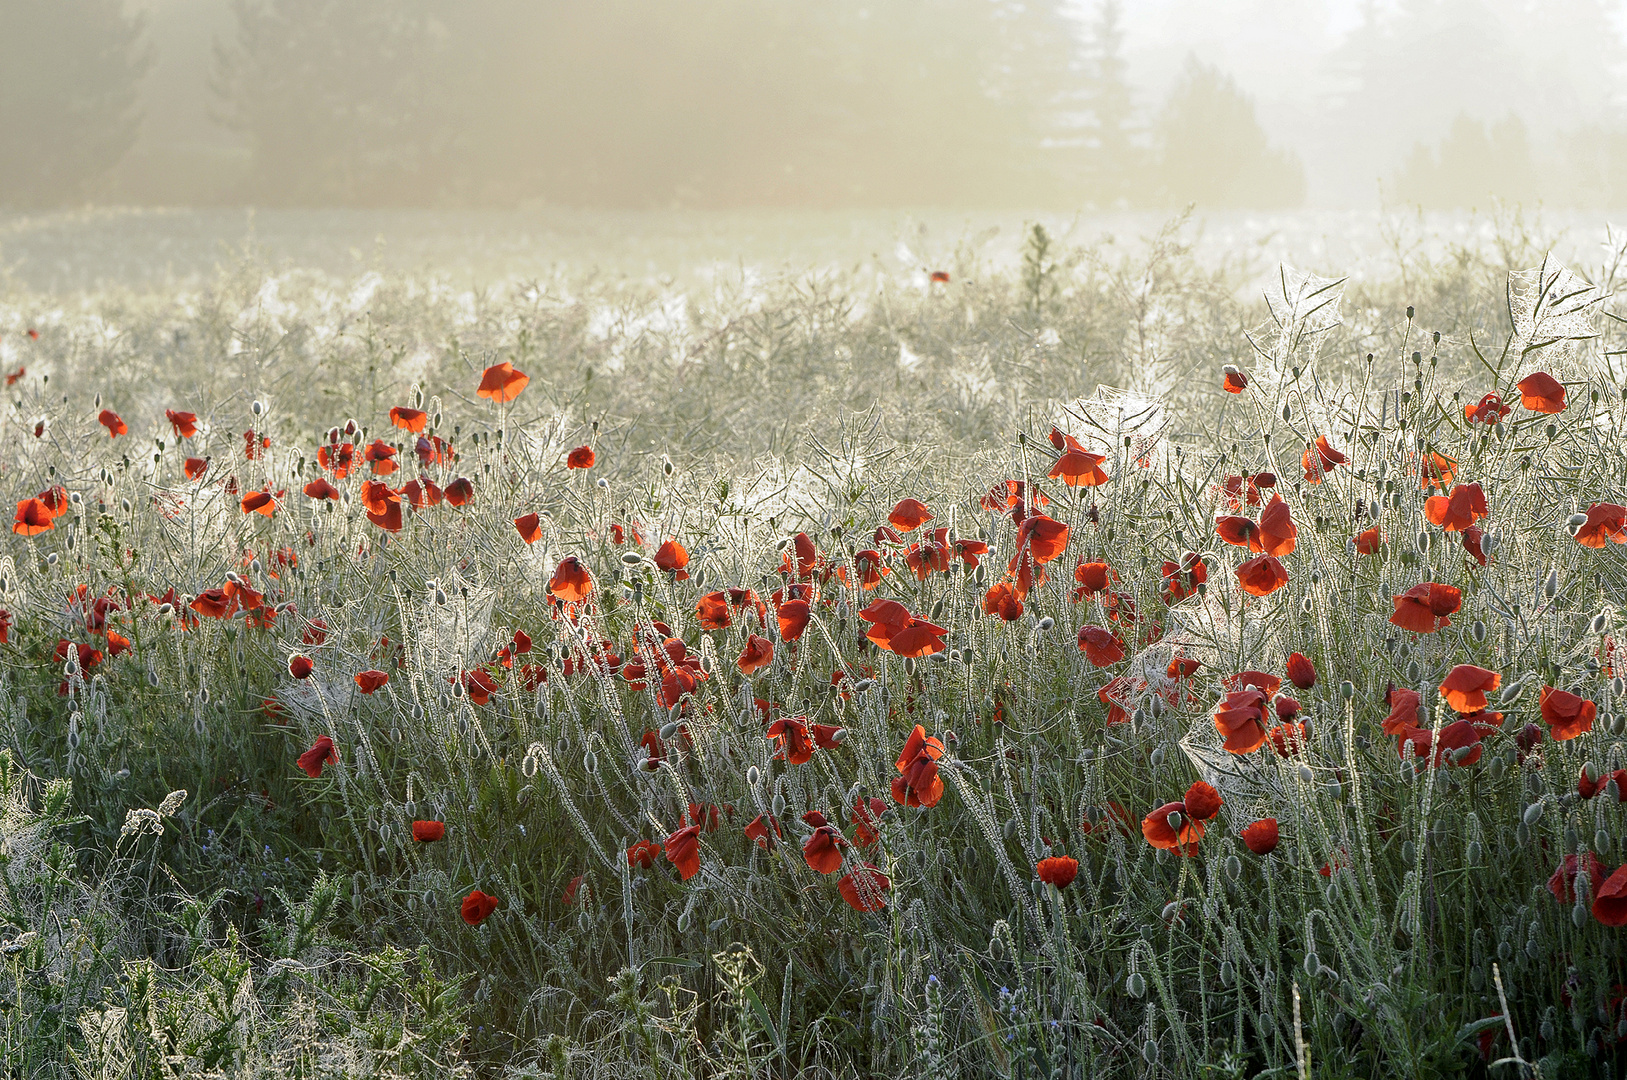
0,216,1624,1078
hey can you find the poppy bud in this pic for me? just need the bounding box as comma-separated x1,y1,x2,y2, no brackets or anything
1165,810,1184,833
746,766,761,787
1471,620,1486,643
1036,616,1054,632
771,793,785,818
1149,747,1164,767
252,400,264,416
1224,855,1241,881
583,749,598,774
1598,829,1611,853
1401,840,1415,863
1522,801,1544,825
1573,903,1589,928
1592,612,1610,635
1219,960,1235,985
1126,972,1146,998
1340,681,1354,700
1142,1041,1158,1066
1543,569,1559,599
1296,764,1314,784
1466,840,1481,864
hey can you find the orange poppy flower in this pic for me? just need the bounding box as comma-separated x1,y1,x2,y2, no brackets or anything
288,655,314,679
1389,582,1460,634
1074,560,1115,598
460,889,499,925
853,549,887,589
98,409,126,437
415,435,454,466
1423,483,1487,532
887,617,948,657
1575,503,1627,548
1539,685,1596,741
166,409,198,438
12,498,53,536
664,824,702,879
1301,435,1346,484
477,361,529,402
1183,781,1223,821
930,270,950,283
802,825,847,873
1234,554,1289,597
1257,495,1297,557
1439,665,1500,713
1160,552,1206,603
1221,366,1248,393
1077,625,1124,667
1014,514,1070,564
1214,515,1259,550
1464,392,1510,424
1353,526,1381,554
737,634,774,674
892,724,945,808
318,443,355,478
411,820,445,842
513,512,542,544
548,556,594,602
838,864,891,911
301,477,337,501
565,445,595,469
1214,687,1270,753
1141,801,1204,854
654,540,689,579
364,439,398,475
389,406,427,432
455,669,498,705
1268,721,1307,756
888,498,932,532
981,581,1024,621
1516,371,1566,413
402,477,442,509
777,599,811,641
1036,856,1079,888
979,480,1048,512
1417,452,1456,490
297,735,337,778
1240,818,1279,855
444,477,474,507
354,670,388,694
241,491,275,517
692,591,729,630
1048,435,1110,487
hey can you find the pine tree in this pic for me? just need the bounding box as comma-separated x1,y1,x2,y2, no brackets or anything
1078,1,1140,206
0,0,149,208
1154,57,1304,210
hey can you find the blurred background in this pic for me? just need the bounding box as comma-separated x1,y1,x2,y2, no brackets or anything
4,0,1626,213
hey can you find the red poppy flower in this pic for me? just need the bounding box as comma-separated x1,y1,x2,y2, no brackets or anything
166,409,198,438
1516,371,1566,414
354,670,388,694
241,491,275,517
1389,582,1461,634
359,439,396,476
1234,554,1289,597
98,409,126,437
457,669,498,705
559,444,596,470
1049,435,1110,487
1540,686,1596,741
892,724,946,808
1160,552,1206,603
360,481,402,531
1595,866,1627,926
1221,367,1248,393
838,864,891,911
297,735,337,778
776,599,810,641
1142,801,1203,854
443,477,474,507
1214,687,1269,753
664,824,702,880
1547,853,1607,906
415,435,454,466
852,549,887,589
1077,625,1124,667
549,556,594,603
318,443,355,478
1036,856,1079,888
288,654,314,679
930,270,950,283
628,839,663,867
850,797,886,846
802,825,847,873
1301,435,1346,484
1440,665,1500,713
739,814,780,851
1423,483,1487,533
26,329,38,340
1240,818,1279,855
12,498,53,536
766,715,814,764
389,406,427,432
1074,560,1115,598
1284,652,1316,690
1401,717,1493,767
1381,685,1422,735
508,512,541,545
654,539,689,579
980,480,1047,512
1576,503,1627,549
1183,780,1223,821
3,366,22,385
560,875,587,906
299,477,335,501
1464,392,1511,425
477,361,529,402
981,581,1024,621
402,477,442,509
1215,515,1259,550
1257,496,1298,557
404,820,443,844
1014,514,1070,564
460,889,499,925
888,498,932,532
1268,721,1307,756
1417,452,1456,491
1353,526,1381,554
181,456,209,481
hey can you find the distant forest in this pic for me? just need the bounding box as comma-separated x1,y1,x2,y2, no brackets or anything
3,0,1625,211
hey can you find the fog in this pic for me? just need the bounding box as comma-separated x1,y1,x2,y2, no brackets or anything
4,0,1627,212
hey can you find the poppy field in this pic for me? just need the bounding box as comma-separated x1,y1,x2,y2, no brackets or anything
2,221,1627,1078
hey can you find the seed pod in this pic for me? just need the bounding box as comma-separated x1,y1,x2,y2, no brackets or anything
1340,681,1355,701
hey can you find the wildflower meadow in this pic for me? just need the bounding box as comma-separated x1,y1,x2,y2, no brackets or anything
1,216,1626,1078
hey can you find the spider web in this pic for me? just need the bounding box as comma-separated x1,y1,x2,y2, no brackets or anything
1245,264,1346,379
1508,255,1605,368
1062,385,1171,465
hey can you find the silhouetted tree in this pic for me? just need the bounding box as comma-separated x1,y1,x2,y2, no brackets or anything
1153,58,1304,210
1391,113,1537,208
0,0,149,208
1077,0,1141,206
